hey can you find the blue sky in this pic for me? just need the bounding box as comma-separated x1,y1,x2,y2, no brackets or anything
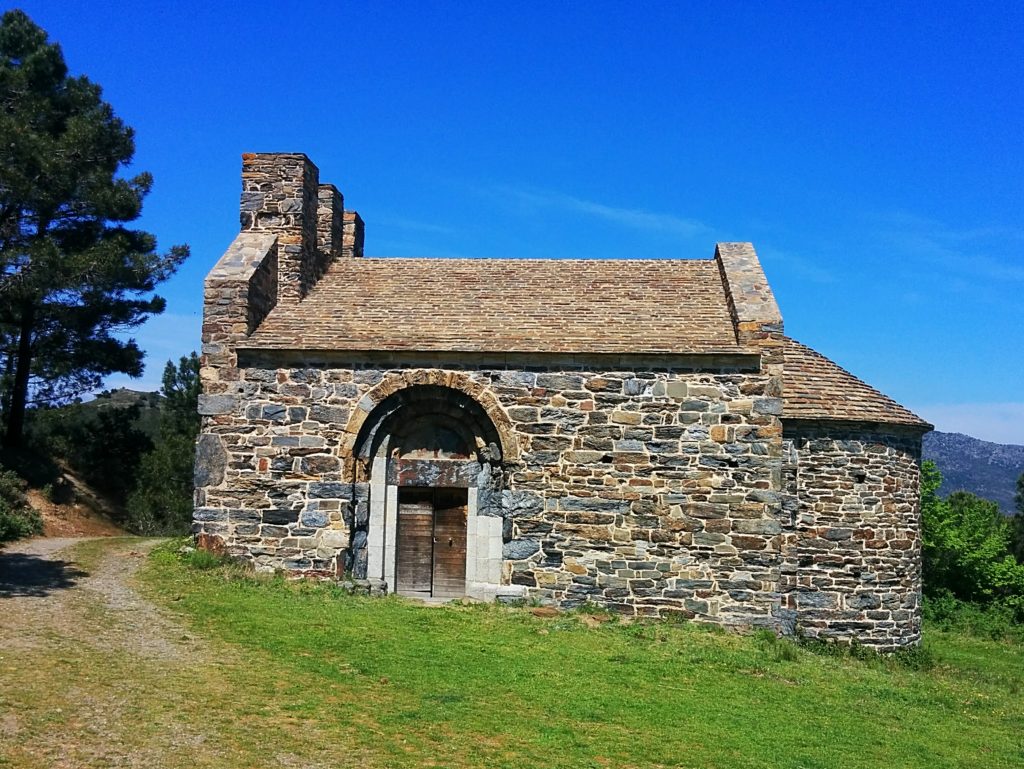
16,1,1024,443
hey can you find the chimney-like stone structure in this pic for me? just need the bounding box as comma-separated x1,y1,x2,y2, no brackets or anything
715,241,785,388
342,210,364,259
240,153,321,302
714,242,784,345
317,183,345,261
714,242,794,628
200,153,362,414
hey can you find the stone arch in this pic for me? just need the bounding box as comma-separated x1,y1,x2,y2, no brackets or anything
341,370,519,479
344,377,516,601
354,386,504,466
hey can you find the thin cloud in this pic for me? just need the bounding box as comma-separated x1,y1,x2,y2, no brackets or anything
494,184,709,238
872,211,1024,283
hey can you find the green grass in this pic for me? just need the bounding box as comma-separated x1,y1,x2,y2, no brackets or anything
133,542,1024,769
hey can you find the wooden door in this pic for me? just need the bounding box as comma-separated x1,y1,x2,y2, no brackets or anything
431,496,467,599
395,487,467,598
396,492,433,596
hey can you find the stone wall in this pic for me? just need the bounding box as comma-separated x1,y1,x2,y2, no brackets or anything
200,233,279,398
194,360,925,648
194,360,790,628
780,421,923,650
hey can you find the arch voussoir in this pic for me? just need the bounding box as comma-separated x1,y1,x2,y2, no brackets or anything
343,372,520,463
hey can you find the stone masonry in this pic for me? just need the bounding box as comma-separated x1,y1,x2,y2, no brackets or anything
196,152,931,651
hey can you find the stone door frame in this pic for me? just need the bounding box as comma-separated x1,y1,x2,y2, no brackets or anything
355,384,512,601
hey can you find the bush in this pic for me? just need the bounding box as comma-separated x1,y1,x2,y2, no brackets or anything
922,591,1023,641
0,469,43,543
126,431,196,535
920,461,1024,616
28,400,153,508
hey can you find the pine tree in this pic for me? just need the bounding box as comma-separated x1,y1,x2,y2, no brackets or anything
0,10,188,446
126,353,200,534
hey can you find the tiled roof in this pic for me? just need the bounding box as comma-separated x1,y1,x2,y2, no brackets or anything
245,257,742,354
783,338,931,428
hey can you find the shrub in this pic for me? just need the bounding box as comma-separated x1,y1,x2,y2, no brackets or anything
125,354,200,535
126,431,196,535
920,461,1024,618
28,401,153,507
922,591,1023,642
0,469,43,543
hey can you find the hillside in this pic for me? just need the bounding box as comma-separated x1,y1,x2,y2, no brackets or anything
82,387,162,439
26,479,124,537
923,431,1024,513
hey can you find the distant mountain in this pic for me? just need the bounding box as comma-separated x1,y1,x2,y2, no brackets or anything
88,387,161,410
922,431,1024,514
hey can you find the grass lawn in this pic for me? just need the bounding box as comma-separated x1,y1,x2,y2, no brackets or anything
139,543,1023,769
2,539,1021,768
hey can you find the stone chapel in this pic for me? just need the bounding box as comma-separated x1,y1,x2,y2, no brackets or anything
195,153,931,650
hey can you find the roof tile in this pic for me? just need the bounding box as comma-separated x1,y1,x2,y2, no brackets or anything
246,256,741,354
783,338,930,428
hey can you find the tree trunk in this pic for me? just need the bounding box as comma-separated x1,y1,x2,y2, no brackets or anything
4,301,34,448
0,348,14,423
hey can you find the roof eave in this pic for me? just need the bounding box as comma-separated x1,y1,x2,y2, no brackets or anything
782,415,934,434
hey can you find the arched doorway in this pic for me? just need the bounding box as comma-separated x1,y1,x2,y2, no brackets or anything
351,385,506,600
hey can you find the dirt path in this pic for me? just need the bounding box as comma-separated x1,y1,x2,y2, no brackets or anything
0,537,225,768
0,536,201,660
0,537,348,769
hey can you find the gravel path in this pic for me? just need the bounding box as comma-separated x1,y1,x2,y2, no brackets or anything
0,537,223,767
0,537,341,768
0,536,203,660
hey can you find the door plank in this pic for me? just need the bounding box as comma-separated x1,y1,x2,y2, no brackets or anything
432,502,467,599
396,499,433,595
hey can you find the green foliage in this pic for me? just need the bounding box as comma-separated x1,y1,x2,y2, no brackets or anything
754,629,802,662
157,353,201,435
29,399,153,507
0,442,61,489
181,546,232,571
920,460,1024,620
0,9,188,447
125,353,200,535
0,467,42,542
922,592,1024,642
125,431,194,534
